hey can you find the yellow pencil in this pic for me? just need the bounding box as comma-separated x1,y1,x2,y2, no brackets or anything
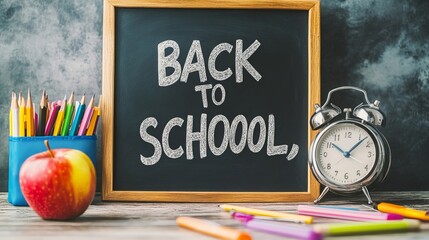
9,92,14,136
219,204,313,224
53,95,67,136
10,92,20,137
25,89,34,136
18,92,25,136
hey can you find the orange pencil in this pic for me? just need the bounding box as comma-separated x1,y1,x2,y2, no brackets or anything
176,217,251,240
86,97,100,136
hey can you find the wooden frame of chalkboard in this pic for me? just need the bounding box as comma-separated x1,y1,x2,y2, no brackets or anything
102,0,320,202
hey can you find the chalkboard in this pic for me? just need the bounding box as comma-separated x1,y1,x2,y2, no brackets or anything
102,0,320,202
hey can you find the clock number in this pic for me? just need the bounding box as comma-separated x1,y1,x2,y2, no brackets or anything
344,173,349,179
333,134,340,141
344,132,352,138
368,151,372,157
326,142,333,148
323,152,328,157
356,170,361,176
366,142,371,148
335,170,338,176
365,164,369,171
327,163,331,170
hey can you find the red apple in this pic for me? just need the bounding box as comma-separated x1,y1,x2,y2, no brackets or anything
19,140,96,220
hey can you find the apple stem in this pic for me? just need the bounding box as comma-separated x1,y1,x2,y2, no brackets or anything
44,140,54,158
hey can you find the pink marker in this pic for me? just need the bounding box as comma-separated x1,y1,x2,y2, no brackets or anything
298,205,403,221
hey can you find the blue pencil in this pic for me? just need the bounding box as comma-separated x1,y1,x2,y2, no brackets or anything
69,95,86,136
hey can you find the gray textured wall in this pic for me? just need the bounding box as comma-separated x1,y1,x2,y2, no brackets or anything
0,0,428,191
0,0,102,190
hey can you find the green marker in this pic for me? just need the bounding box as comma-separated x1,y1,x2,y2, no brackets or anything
61,92,75,136
313,219,420,236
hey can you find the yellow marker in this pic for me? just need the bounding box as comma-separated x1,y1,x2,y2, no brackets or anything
375,202,429,221
313,219,420,236
176,216,252,240
219,204,313,224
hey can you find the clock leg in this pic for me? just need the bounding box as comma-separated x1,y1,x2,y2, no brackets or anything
314,186,330,204
362,186,373,204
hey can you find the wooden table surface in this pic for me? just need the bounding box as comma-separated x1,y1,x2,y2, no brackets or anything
1,191,428,240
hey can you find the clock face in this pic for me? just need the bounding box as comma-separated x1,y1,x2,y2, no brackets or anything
315,122,378,185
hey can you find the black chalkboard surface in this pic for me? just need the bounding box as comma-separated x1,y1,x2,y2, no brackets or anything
102,0,320,202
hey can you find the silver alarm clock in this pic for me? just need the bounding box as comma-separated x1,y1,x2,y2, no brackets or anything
309,86,391,204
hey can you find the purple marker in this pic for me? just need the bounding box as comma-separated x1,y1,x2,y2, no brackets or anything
244,219,322,240
232,212,322,240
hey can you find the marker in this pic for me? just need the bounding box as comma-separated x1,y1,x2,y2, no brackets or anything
374,202,429,221
298,205,403,221
243,219,322,240
232,211,303,223
176,216,252,240
61,92,75,136
220,204,313,224
313,219,420,236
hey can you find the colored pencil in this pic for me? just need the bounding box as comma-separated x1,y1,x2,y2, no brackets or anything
18,92,25,136
37,90,48,136
53,95,67,136
25,90,34,136
10,92,20,137
78,95,94,136
61,92,75,136
297,205,403,221
86,98,100,136
69,95,86,136
44,101,61,136
313,219,420,236
220,204,313,224
177,217,252,240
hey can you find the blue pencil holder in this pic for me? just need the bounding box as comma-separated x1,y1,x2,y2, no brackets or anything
8,136,97,206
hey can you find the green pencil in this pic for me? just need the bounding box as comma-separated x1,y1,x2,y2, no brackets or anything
61,91,75,136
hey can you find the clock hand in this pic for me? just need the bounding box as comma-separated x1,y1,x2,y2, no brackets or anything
349,155,364,165
335,156,346,165
347,137,368,155
332,143,349,158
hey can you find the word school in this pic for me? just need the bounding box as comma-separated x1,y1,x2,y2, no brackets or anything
140,114,299,166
